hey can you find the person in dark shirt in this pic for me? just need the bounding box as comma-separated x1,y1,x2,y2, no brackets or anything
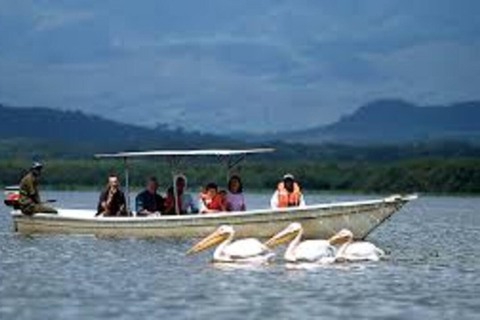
96,174,127,217
18,162,57,215
135,177,164,216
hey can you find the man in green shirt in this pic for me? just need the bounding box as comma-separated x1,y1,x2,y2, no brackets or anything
18,162,57,215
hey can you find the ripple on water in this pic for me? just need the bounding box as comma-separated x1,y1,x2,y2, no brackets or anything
1,192,480,320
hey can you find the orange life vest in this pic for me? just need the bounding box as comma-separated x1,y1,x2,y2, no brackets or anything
200,193,225,211
277,182,302,207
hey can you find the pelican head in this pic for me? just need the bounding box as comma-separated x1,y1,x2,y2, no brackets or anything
186,225,234,255
265,222,302,248
328,229,354,245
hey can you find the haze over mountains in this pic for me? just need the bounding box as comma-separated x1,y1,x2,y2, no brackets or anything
0,103,236,157
1,99,480,150
279,100,480,144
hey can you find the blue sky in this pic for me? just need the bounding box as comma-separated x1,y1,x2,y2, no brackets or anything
0,0,479,132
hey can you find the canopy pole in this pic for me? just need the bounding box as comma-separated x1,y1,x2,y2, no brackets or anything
168,156,181,215
173,174,180,215
222,154,246,183
124,157,131,216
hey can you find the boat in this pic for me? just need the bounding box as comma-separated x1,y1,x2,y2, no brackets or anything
4,149,417,239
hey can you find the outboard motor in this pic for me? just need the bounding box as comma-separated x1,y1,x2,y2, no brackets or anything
4,186,20,209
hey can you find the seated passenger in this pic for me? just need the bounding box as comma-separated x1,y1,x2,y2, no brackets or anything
164,175,198,215
135,177,164,216
270,174,305,209
96,174,128,216
18,162,58,215
226,175,246,212
200,182,226,213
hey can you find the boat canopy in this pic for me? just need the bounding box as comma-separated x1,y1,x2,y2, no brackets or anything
94,148,274,159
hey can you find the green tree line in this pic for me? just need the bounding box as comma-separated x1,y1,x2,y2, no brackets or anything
1,158,480,194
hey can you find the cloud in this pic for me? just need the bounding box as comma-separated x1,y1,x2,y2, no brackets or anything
0,0,479,133
32,10,95,32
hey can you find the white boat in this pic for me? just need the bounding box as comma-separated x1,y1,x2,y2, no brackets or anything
5,149,417,238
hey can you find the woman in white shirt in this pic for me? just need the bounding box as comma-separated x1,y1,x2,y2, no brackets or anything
225,175,246,212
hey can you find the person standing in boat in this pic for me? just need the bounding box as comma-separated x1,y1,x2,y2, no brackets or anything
18,162,58,215
96,174,128,216
226,175,246,212
164,175,198,215
135,177,164,216
270,174,305,209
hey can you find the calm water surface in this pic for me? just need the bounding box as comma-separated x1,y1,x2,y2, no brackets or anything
1,192,479,320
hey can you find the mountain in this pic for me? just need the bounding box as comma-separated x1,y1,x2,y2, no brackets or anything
3,101,480,162
278,100,480,144
0,104,238,158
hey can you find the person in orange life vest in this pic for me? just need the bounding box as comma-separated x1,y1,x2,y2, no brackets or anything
270,174,305,209
200,182,226,213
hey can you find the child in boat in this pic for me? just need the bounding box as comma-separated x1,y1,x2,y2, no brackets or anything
200,182,226,213
226,175,246,212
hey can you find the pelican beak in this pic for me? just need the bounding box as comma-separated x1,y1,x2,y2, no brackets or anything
265,228,299,248
186,230,228,255
328,232,351,246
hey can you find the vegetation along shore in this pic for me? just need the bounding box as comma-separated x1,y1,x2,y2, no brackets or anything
1,158,479,194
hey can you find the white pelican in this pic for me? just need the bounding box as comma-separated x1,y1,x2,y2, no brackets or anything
265,223,337,263
186,225,275,264
329,229,385,262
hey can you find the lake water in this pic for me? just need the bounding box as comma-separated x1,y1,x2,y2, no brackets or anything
1,191,479,320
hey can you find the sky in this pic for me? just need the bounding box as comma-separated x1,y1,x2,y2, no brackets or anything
0,0,479,133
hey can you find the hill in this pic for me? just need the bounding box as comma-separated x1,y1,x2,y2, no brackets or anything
3,102,480,162
279,100,480,144
0,104,238,158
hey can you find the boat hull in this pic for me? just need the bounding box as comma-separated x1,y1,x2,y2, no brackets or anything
11,195,416,239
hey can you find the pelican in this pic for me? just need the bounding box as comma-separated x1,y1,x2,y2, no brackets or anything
265,223,337,263
329,229,385,262
186,225,275,263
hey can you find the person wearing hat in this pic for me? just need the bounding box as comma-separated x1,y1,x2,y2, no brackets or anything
270,174,305,209
18,162,58,215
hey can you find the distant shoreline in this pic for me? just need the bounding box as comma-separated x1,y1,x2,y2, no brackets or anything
1,157,480,195
2,185,479,197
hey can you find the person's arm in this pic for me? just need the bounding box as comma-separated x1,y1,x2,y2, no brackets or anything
157,195,165,213
135,193,151,215
24,177,40,204
199,197,208,213
299,194,306,207
241,194,246,211
32,180,41,204
199,196,218,214
220,195,227,212
163,194,174,214
96,191,107,216
120,192,128,215
185,194,199,214
270,191,279,209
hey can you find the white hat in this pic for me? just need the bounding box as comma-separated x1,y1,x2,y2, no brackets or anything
283,173,295,181
31,162,44,170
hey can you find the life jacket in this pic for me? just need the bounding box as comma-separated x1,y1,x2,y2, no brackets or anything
201,193,225,211
277,182,302,207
